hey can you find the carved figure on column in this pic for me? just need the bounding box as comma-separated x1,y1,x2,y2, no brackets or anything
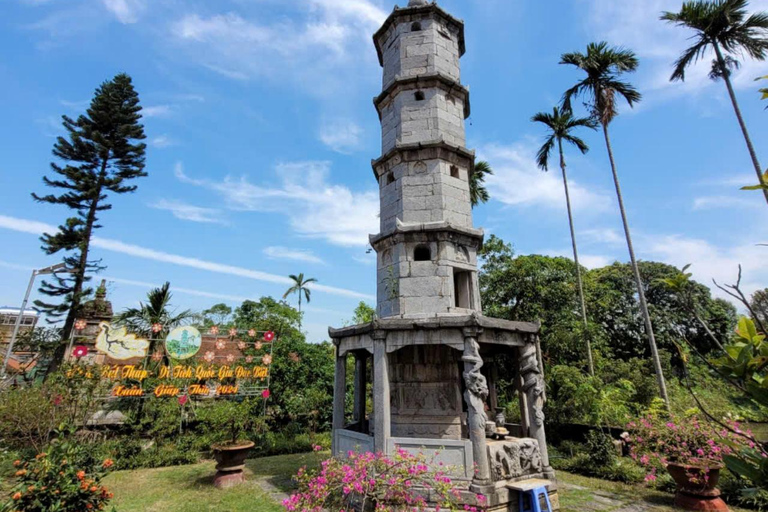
462,337,488,432
519,342,545,427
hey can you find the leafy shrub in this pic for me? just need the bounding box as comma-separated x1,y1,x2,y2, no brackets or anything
1,438,115,512
585,430,617,467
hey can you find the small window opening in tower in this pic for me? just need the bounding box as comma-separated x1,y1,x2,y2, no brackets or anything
450,165,460,179
414,245,431,262
411,22,422,32
414,90,425,101
386,173,395,185
453,269,473,309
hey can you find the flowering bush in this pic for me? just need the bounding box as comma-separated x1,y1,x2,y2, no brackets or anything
627,414,755,484
283,449,482,512
1,438,115,512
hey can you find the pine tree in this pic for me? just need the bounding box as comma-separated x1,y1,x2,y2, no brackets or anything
33,73,146,365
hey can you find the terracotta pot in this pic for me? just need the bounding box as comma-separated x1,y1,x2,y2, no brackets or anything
211,441,254,489
666,461,728,511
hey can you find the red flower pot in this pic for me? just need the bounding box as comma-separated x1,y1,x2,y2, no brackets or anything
666,461,728,511
211,441,254,489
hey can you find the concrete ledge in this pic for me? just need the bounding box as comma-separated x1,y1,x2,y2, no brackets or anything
374,72,471,119
371,139,476,180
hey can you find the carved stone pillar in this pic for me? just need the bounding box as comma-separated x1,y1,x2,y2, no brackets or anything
519,341,550,470
461,326,491,484
372,331,390,453
332,345,346,455
353,353,367,425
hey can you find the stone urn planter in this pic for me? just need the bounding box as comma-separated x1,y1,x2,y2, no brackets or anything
212,441,254,489
666,461,728,511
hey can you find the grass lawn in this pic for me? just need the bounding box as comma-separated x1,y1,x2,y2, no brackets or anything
64,455,755,512
104,452,326,512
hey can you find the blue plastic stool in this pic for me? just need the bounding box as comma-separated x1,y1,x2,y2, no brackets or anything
518,485,551,512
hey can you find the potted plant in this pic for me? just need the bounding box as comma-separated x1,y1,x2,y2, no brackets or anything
628,414,751,511
198,400,256,489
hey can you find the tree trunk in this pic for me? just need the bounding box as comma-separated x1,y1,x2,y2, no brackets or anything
713,42,768,206
559,138,595,377
602,124,670,409
298,292,303,330
49,170,105,374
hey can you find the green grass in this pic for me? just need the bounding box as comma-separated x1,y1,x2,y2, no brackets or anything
104,452,327,512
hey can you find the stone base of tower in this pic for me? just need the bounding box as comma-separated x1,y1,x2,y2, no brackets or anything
329,314,558,511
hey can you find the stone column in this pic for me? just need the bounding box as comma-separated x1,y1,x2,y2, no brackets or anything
519,341,550,470
372,331,390,453
353,353,367,425
331,346,346,455
461,326,491,484
517,372,530,437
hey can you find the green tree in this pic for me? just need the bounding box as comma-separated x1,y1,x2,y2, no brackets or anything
350,302,376,325
233,297,302,337
32,73,147,363
200,303,233,327
561,42,670,408
532,106,598,375
282,273,317,329
470,160,494,207
662,0,768,205
751,288,768,325
116,282,194,354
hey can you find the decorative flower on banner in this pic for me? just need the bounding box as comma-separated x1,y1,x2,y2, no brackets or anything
237,341,247,351
248,329,256,337
262,354,272,365
203,351,215,363
178,395,188,406
74,319,87,331
151,323,163,334
215,339,226,350
255,342,263,351
263,331,275,342
228,328,238,337
72,346,88,358
226,354,236,363
245,355,254,364
210,326,219,335
289,352,300,363
151,351,163,362
262,389,270,399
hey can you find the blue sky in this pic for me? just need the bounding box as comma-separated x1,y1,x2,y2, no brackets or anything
1,0,767,343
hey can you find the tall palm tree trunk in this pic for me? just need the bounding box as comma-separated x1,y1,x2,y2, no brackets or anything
298,294,302,330
558,139,595,377
602,125,670,409
713,42,768,206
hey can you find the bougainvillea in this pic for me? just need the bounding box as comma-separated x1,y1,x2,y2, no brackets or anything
627,414,757,484
283,449,483,512
2,440,115,512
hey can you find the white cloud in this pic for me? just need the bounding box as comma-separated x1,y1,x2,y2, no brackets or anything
581,228,625,246
582,0,768,99
0,214,373,300
537,248,614,270
175,161,379,247
263,246,325,265
142,105,172,118
150,135,175,148
643,234,768,302
693,195,764,211
150,199,226,224
319,119,363,154
101,0,145,24
480,141,612,213
169,1,386,94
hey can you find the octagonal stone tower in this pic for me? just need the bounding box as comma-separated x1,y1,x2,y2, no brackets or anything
372,1,481,319
330,2,558,510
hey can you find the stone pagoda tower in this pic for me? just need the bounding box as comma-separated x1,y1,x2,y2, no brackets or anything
330,1,558,509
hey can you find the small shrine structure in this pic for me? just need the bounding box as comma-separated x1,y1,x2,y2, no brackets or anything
329,1,558,509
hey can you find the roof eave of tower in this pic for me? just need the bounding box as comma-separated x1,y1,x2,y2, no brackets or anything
373,3,466,67
374,73,471,120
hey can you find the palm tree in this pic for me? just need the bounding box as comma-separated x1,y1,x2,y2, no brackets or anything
662,0,768,205
561,42,670,408
532,106,598,376
283,273,317,329
470,161,494,207
116,281,194,353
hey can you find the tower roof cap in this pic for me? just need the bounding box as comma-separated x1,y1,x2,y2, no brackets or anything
373,3,465,66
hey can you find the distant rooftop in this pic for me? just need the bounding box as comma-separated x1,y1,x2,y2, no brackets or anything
0,307,38,316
